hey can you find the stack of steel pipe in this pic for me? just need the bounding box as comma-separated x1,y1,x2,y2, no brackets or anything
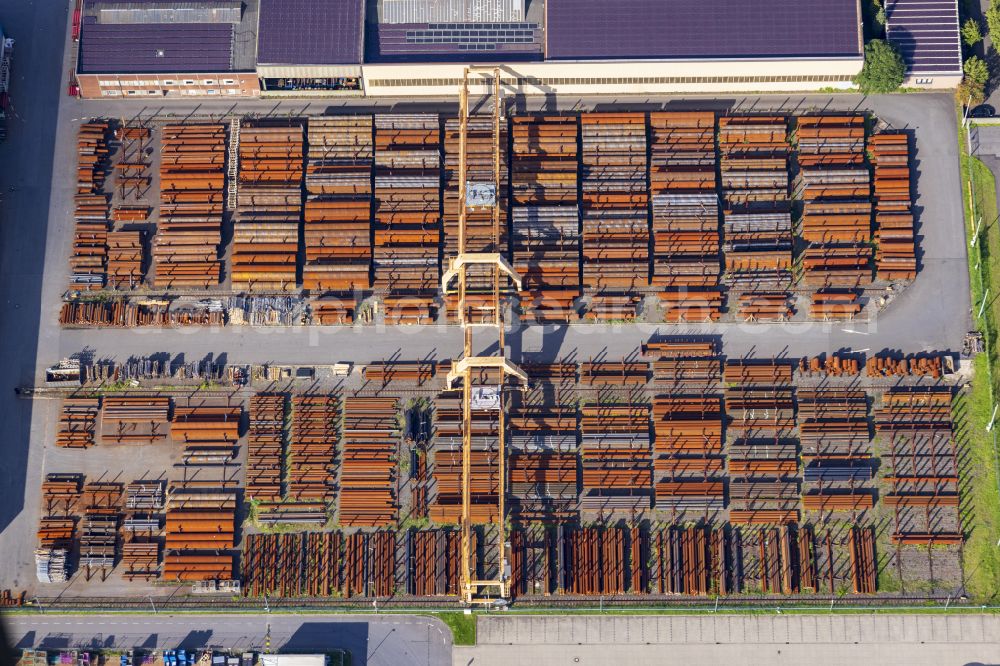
750,526,798,594
288,394,339,502
876,387,960,545
105,231,144,288
309,295,356,324
579,360,649,385
511,205,580,321
112,206,150,222
650,524,731,595
809,288,862,320
865,352,943,378
382,293,437,324
725,359,800,525
58,299,225,327
509,525,552,596
508,369,579,520
121,543,160,580
79,513,118,572
37,517,76,549
42,474,83,515
431,390,501,523
798,388,872,462
579,404,651,511
246,393,286,502
124,480,164,511
797,116,873,288
802,246,874,290
36,473,82,583
170,402,241,464
580,113,648,318
234,124,304,290
75,482,123,575
303,115,373,293
242,532,343,597
564,526,627,594
373,114,440,318
342,531,397,598
511,115,580,322
113,125,152,202
871,132,916,280
848,526,877,593
100,395,170,444
719,116,792,290
81,481,124,510
797,353,861,377
723,360,794,384
154,124,225,287
254,502,328,524
652,396,725,511
56,398,100,448
71,121,112,290
163,486,236,581
643,339,722,389
648,112,721,310
362,360,437,385
737,292,794,321
339,396,399,526
409,528,461,595
442,114,509,321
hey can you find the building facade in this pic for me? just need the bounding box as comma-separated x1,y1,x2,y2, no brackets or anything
74,0,963,99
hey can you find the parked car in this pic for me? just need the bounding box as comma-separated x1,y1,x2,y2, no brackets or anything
970,104,996,118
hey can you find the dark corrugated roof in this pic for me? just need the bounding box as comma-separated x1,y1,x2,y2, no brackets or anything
545,0,862,60
886,0,962,75
78,17,235,73
257,0,363,65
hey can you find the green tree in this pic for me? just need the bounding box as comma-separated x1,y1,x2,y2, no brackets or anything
871,0,885,28
853,39,906,94
963,18,984,47
957,77,987,107
987,0,1000,39
965,56,990,86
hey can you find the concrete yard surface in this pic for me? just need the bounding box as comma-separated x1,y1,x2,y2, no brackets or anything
457,613,1000,666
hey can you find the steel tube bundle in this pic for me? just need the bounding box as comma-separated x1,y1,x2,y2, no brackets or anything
246,394,286,502
234,124,304,290
154,124,226,287
288,394,339,502
303,115,373,292
339,396,399,526
71,122,112,290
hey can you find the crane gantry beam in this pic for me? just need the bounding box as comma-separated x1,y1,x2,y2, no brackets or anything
442,66,525,605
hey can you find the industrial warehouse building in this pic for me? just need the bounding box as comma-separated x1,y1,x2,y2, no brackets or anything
75,0,959,99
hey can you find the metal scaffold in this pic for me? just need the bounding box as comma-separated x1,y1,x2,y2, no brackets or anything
442,67,526,605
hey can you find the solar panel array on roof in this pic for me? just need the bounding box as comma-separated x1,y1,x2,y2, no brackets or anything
78,16,235,72
381,0,524,23
886,0,962,76
545,0,862,60
257,0,363,65
94,1,242,25
373,22,542,58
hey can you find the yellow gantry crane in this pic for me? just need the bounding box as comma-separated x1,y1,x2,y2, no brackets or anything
442,67,526,605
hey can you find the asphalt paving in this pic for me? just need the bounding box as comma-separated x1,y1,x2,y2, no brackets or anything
1,613,452,666
0,0,72,590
